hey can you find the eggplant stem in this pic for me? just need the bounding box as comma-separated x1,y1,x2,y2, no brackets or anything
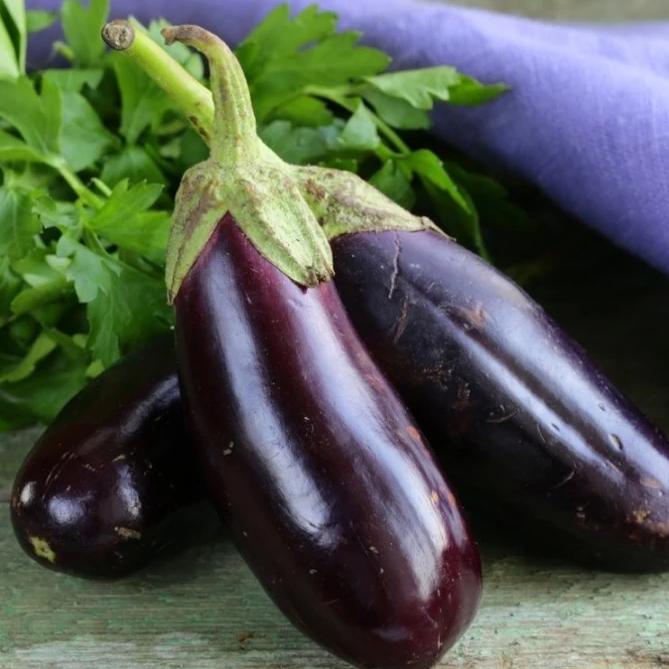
161,25,260,166
102,19,215,145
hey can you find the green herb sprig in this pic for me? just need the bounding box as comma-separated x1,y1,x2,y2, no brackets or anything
0,0,522,430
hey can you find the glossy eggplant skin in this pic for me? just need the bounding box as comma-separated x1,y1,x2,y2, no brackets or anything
175,216,481,669
10,335,199,579
332,229,669,572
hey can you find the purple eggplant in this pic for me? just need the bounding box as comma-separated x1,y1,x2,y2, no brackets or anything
99,22,483,669
331,229,669,571
10,335,200,578
177,219,480,668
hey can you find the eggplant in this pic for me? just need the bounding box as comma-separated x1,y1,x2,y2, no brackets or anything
331,229,669,571
100,22,482,669
10,335,199,578
176,219,480,668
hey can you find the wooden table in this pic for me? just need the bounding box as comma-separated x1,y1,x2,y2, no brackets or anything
446,0,669,21
2,2,669,668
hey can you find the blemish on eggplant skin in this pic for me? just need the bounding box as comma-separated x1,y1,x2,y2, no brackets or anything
390,295,411,345
463,304,487,329
115,526,142,540
641,477,663,490
551,469,575,490
405,426,421,442
29,536,56,563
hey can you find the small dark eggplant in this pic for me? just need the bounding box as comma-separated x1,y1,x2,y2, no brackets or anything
10,334,199,578
104,23,482,669
331,229,669,571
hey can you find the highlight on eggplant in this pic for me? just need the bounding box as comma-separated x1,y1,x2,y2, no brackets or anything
10,335,200,579
104,21,482,669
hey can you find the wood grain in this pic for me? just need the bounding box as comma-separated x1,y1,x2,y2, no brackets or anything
1,513,669,669
426,0,669,21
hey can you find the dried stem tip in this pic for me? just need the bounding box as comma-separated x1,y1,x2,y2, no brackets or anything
161,25,214,47
102,19,135,51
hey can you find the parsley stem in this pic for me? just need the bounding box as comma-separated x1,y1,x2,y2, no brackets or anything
371,115,411,155
57,164,103,209
91,178,113,197
82,229,107,255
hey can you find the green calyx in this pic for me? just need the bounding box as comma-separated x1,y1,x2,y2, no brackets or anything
293,166,437,240
102,21,438,299
105,21,333,300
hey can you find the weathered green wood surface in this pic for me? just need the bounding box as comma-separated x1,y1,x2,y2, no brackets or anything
440,0,669,21
2,2,669,668
2,239,668,669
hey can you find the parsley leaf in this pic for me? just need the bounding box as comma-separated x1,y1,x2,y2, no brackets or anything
366,67,462,109
57,236,170,366
60,0,108,67
362,88,430,130
43,67,104,92
86,180,168,263
337,101,380,152
261,120,331,165
101,145,166,186
26,9,56,34
0,0,25,78
365,66,507,109
369,160,416,210
0,331,56,383
0,1,519,430
404,149,470,212
59,89,115,171
0,356,88,427
238,5,389,121
0,76,61,159
0,187,41,259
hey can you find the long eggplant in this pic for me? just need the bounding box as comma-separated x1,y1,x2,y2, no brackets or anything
10,335,199,578
177,219,480,668
102,22,482,669
331,229,669,571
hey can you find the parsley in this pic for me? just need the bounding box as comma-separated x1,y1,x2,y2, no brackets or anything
0,0,522,429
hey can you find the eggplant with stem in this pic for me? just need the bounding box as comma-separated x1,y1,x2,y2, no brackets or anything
103,20,482,669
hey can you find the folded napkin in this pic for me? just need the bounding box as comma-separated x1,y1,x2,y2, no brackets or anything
29,0,669,275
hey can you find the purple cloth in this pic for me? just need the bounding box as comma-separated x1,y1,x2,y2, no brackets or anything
28,0,669,275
